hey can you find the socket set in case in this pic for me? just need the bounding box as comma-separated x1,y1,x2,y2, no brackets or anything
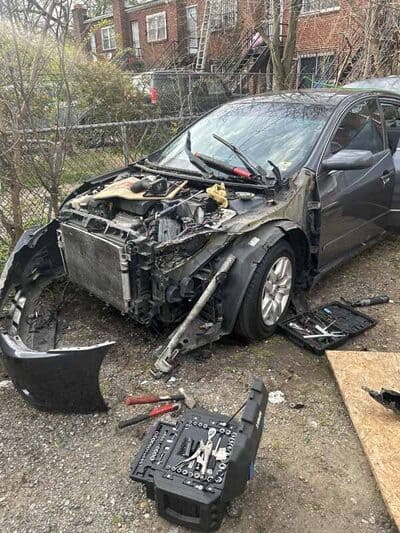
130,379,268,531
279,301,377,355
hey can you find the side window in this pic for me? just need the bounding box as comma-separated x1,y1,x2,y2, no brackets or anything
381,102,400,153
330,99,384,155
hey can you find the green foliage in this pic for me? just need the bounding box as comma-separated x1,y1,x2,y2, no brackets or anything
72,59,150,123
0,23,150,131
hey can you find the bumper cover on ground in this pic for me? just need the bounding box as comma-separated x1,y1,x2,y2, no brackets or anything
0,334,113,413
0,221,114,414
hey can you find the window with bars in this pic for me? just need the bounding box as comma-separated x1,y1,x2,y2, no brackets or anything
210,0,238,31
301,0,340,14
146,12,167,42
101,26,116,51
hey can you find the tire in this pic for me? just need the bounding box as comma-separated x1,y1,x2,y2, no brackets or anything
234,240,296,340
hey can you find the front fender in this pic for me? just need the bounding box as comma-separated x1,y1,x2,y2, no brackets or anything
0,220,63,308
220,220,308,334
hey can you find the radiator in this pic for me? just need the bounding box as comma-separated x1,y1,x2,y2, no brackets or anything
58,223,131,313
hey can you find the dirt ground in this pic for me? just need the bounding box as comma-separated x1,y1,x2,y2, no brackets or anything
1,235,400,533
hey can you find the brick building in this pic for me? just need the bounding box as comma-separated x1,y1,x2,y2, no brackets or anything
72,0,368,86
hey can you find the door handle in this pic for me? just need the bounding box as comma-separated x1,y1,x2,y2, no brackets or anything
380,171,394,186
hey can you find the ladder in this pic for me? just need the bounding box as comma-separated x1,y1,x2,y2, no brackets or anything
195,0,214,71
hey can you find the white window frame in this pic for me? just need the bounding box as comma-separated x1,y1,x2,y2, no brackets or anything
125,0,152,5
301,0,340,15
297,52,336,88
146,12,167,43
210,0,237,32
186,4,198,54
101,25,116,51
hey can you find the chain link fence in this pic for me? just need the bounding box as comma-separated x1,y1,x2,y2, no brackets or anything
0,116,193,255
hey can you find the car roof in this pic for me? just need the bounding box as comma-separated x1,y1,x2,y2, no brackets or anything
344,76,400,88
230,89,400,107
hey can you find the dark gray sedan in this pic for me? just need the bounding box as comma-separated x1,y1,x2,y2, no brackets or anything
2,89,400,412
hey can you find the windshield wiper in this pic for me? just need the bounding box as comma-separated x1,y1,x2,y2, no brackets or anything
185,132,265,184
184,132,212,179
212,134,269,183
136,161,275,194
268,159,287,187
194,152,255,180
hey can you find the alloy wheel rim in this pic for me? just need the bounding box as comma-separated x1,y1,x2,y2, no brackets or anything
261,256,293,326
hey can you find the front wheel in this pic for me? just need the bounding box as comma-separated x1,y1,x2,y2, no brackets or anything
234,240,295,340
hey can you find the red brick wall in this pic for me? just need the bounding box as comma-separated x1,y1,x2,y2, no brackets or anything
84,16,115,58
294,0,368,56
113,0,131,48
124,1,180,66
72,3,88,42
74,0,369,73
74,0,266,67
195,0,265,64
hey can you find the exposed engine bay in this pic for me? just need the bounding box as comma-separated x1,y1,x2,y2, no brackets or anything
58,170,269,327
0,162,302,414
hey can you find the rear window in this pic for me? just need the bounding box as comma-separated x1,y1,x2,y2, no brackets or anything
345,77,400,93
155,75,181,95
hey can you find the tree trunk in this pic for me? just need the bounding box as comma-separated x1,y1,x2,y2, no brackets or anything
10,134,23,242
261,0,303,91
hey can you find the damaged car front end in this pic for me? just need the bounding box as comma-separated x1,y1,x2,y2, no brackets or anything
1,93,340,412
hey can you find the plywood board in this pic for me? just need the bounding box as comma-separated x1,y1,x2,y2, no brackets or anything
326,350,400,529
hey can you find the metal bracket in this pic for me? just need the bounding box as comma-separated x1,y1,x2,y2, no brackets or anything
151,254,236,377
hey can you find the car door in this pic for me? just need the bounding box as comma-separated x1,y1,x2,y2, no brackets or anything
318,97,395,268
379,97,400,227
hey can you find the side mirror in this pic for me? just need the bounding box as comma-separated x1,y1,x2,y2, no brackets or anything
322,149,374,171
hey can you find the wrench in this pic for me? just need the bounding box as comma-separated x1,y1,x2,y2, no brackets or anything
198,428,217,476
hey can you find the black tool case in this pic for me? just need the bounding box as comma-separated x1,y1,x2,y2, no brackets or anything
279,301,377,355
130,380,268,531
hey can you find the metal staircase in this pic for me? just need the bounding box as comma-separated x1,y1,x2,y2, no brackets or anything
232,45,269,74
212,29,270,93
215,29,269,76
213,29,254,73
195,0,215,71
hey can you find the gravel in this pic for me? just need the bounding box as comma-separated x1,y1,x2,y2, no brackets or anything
1,234,400,532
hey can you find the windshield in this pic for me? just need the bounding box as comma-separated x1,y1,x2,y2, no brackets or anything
153,100,333,178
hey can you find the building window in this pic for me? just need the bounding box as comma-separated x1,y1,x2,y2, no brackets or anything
101,26,116,51
301,0,340,14
146,12,167,42
299,54,335,88
210,0,237,31
125,0,152,5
